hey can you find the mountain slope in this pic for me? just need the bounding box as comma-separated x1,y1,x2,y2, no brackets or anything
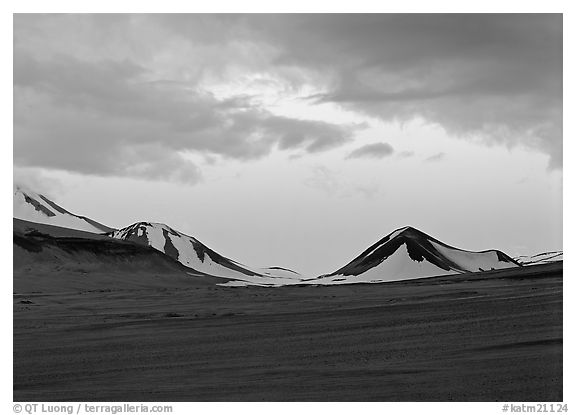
14,218,199,274
515,251,563,266
313,226,520,284
109,222,303,286
13,218,217,293
14,187,114,234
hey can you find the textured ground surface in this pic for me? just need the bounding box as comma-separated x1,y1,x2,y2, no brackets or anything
13,262,562,401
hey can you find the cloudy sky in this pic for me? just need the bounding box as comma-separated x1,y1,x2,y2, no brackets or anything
13,14,562,275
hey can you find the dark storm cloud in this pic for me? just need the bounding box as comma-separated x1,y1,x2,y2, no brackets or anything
346,142,394,159
234,14,562,168
13,52,356,182
13,14,563,183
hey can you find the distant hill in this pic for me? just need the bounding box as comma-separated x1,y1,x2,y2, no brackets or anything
14,187,114,233
311,226,520,284
13,218,199,274
109,222,302,286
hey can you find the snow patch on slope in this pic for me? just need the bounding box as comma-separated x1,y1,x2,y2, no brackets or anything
515,251,563,265
429,240,515,272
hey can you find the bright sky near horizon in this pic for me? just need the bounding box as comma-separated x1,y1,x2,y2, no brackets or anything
13,14,563,276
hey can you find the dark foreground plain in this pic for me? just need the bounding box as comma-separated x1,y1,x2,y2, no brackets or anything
14,262,562,401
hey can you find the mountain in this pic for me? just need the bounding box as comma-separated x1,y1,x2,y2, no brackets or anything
14,218,187,273
312,226,521,284
108,222,303,286
514,251,563,266
13,187,523,287
14,187,114,234
13,218,216,292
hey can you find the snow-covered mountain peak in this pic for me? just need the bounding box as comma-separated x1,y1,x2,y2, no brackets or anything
312,225,520,285
109,221,304,286
13,186,114,234
112,221,183,237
